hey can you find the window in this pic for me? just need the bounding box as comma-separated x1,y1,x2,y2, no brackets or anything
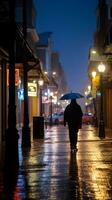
110,7,112,18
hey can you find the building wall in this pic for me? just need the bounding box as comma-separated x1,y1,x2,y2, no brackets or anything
88,0,112,130
0,67,1,164
37,49,47,69
16,0,36,27
105,88,112,128
51,52,68,94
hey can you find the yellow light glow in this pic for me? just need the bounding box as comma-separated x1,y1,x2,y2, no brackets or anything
91,49,97,54
85,91,88,96
98,63,106,73
92,71,96,78
28,82,37,97
38,79,44,86
88,85,91,91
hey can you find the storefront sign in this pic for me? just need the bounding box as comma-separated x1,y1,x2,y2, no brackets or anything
7,69,19,86
28,83,37,97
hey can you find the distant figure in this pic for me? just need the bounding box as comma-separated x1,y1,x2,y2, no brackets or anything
64,99,83,152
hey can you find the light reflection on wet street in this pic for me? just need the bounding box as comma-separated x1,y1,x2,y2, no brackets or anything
0,125,112,199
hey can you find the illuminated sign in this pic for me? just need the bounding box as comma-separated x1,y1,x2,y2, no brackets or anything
18,89,24,100
7,69,19,86
28,83,37,97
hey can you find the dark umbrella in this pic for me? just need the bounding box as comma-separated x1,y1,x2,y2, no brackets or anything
59,92,84,100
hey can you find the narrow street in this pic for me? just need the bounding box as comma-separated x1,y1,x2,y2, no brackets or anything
0,125,112,200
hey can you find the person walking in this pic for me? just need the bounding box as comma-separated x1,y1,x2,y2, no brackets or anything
64,99,83,152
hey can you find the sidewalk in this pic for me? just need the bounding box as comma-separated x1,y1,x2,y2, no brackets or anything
0,125,112,200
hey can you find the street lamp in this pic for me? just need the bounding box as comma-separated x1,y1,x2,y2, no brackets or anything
38,79,44,116
91,71,96,79
97,62,106,138
49,92,53,126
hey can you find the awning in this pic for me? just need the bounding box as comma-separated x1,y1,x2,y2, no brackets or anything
0,48,8,61
28,63,49,84
0,22,49,83
16,26,38,63
0,22,37,63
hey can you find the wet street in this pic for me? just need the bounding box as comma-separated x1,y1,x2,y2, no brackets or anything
0,125,112,200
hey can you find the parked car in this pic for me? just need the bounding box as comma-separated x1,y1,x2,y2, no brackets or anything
46,112,64,125
58,112,64,124
46,113,59,125
82,113,93,125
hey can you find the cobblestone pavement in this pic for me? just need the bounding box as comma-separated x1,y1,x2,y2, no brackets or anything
0,125,112,200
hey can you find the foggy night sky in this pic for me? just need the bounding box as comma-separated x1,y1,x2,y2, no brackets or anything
34,0,98,94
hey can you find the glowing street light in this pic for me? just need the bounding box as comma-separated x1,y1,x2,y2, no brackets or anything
98,62,105,73
91,49,97,54
52,71,56,76
38,79,44,87
88,85,91,91
50,92,54,126
38,79,44,116
91,71,96,79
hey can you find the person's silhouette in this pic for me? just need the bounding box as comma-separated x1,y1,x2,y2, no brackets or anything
64,99,83,152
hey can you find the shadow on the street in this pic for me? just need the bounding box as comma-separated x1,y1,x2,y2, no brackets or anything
65,152,81,199
0,166,19,200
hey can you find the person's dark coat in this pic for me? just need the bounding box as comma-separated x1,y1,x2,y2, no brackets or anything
64,99,83,129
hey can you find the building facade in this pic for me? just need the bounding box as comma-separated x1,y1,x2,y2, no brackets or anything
88,0,112,129
36,33,68,115
0,0,48,166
